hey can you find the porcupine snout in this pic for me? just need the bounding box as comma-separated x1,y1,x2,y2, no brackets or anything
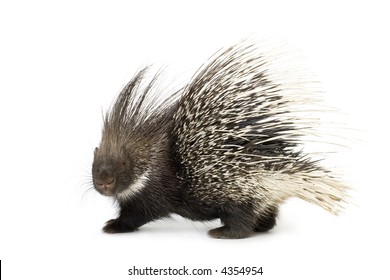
92,162,116,196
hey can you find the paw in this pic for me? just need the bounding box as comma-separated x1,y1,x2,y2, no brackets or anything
208,226,252,239
102,219,123,233
102,219,137,233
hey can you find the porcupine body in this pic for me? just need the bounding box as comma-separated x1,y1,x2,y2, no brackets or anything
92,43,348,239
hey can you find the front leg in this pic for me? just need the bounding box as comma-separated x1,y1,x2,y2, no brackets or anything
102,199,164,234
103,218,137,233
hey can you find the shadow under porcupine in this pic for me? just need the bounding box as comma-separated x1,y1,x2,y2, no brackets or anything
91,42,348,239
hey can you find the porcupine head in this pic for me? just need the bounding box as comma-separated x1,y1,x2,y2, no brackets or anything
91,43,349,239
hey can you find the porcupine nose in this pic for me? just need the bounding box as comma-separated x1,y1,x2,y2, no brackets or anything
94,165,116,195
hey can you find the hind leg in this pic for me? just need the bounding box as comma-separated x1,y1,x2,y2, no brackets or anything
208,203,256,239
208,224,254,239
254,207,278,232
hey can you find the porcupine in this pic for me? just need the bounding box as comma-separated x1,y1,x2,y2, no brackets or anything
92,42,348,239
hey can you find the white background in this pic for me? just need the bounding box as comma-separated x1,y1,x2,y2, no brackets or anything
1,0,389,279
